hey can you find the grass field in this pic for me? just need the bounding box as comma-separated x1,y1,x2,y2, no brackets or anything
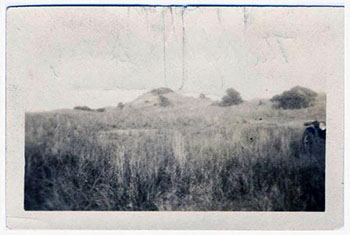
24,93,326,211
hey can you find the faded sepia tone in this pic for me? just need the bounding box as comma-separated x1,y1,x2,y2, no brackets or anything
6,5,344,229
8,7,342,111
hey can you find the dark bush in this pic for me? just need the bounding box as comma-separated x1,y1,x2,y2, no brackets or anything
117,102,124,109
158,95,171,107
219,88,243,106
258,100,265,106
271,86,318,109
74,106,92,111
199,93,206,99
95,108,105,112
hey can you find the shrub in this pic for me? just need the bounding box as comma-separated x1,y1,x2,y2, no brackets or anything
199,93,206,99
74,106,92,111
219,88,243,106
271,86,318,109
158,95,171,107
95,108,105,112
117,102,125,109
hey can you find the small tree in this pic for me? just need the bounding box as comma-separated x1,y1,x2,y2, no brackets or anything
117,102,124,109
219,88,243,106
271,86,318,109
158,95,171,107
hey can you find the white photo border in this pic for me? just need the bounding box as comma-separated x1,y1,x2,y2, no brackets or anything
1,0,346,231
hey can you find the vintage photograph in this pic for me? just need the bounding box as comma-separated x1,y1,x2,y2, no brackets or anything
7,6,343,212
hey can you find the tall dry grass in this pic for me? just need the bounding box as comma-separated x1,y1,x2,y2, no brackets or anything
25,101,325,211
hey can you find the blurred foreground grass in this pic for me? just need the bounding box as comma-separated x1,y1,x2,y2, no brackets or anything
25,100,325,211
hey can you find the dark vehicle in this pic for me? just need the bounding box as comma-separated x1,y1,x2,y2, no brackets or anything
302,121,326,156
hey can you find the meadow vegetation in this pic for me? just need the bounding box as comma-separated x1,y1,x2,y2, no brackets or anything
25,92,326,211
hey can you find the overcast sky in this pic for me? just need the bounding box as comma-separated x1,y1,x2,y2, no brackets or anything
7,7,343,111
